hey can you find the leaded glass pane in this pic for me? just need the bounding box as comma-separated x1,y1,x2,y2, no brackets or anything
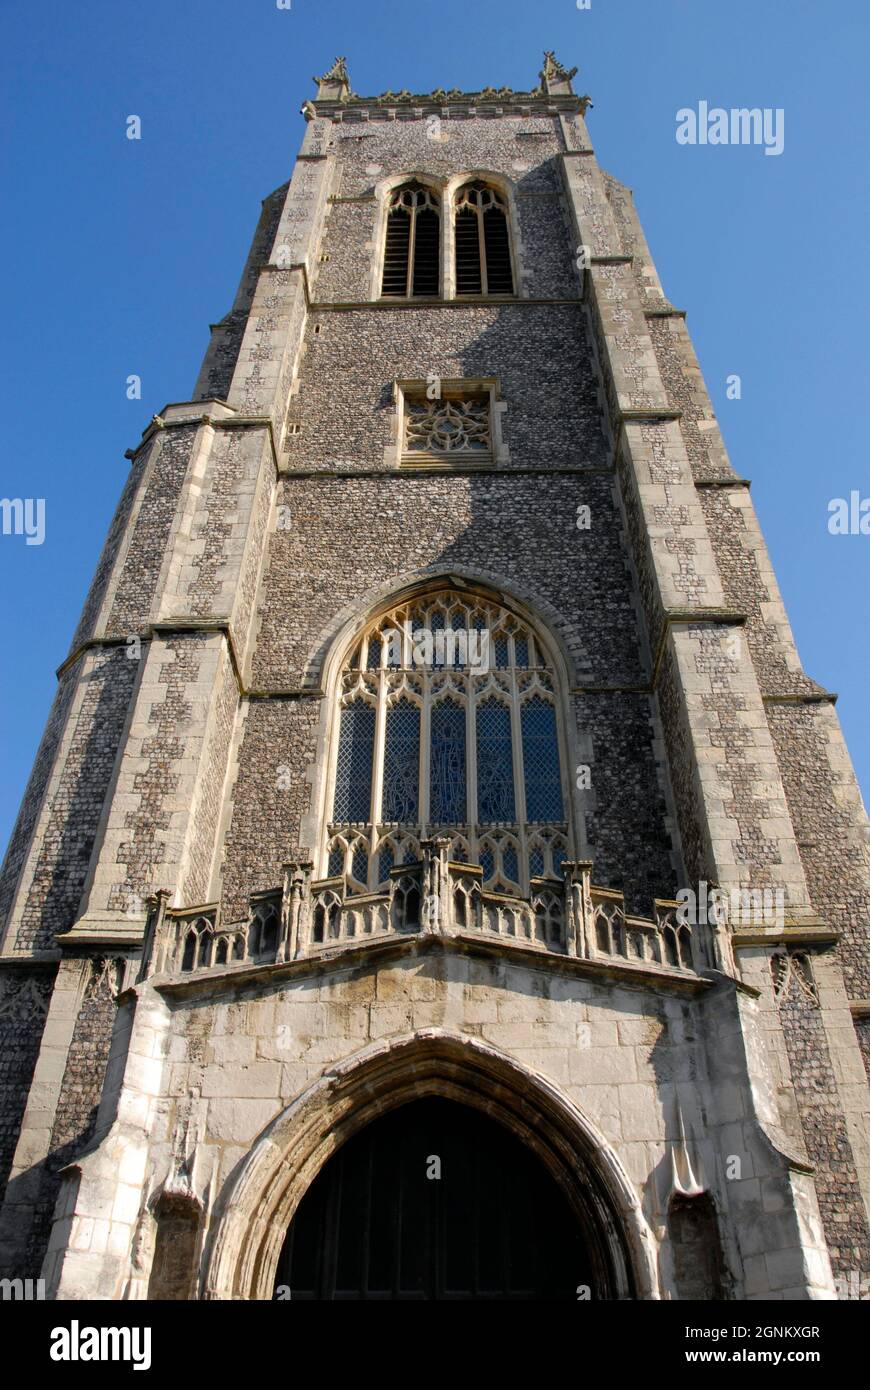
333,701,375,822
514,637,529,668
476,699,515,823
529,846,545,877
521,697,563,822
553,847,567,879
366,636,381,670
328,844,345,877
494,635,509,669
382,699,420,823
503,845,518,883
480,847,495,882
429,698,466,823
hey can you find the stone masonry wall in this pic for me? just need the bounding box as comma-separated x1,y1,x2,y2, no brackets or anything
777,965,870,1287
0,968,54,1207
253,472,637,689
53,948,835,1301
7,648,139,954
24,957,124,1278
220,699,321,923
180,648,239,908
194,185,288,402
106,426,199,638
69,458,146,653
769,703,870,1000
282,305,605,474
0,677,77,945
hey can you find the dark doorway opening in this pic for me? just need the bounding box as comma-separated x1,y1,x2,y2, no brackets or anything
273,1096,596,1300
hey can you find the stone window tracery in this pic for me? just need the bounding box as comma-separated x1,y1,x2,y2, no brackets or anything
393,378,503,469
405,398,491,454
325,590,569,896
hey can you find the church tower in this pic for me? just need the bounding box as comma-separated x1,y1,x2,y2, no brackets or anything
1,53,869,1301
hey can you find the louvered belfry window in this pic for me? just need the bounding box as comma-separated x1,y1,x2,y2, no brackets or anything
381,182,440,298
454,182,514,296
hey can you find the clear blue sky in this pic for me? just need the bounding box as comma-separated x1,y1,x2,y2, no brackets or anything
1,0,868,857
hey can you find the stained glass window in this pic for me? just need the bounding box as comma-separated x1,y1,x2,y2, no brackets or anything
382,699,420,823
333,701,375,822
430,698,466,823
521,697,563,822
328,593,568,896
476,699,515,823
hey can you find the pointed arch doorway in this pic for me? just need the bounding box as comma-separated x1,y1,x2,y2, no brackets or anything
205,1032,654,1301
274,1096,596,1301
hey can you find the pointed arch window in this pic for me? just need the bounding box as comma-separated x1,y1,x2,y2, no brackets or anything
454,182,515,297
326,592,568,894
381,182,440,298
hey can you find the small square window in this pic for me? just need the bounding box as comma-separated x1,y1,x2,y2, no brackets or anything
394,378,502,470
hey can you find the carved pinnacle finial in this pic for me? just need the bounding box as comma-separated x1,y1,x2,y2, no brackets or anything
539,50,578,95
313,56,351,100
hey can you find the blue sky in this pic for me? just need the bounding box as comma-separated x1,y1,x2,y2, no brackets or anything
1,0,867,855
